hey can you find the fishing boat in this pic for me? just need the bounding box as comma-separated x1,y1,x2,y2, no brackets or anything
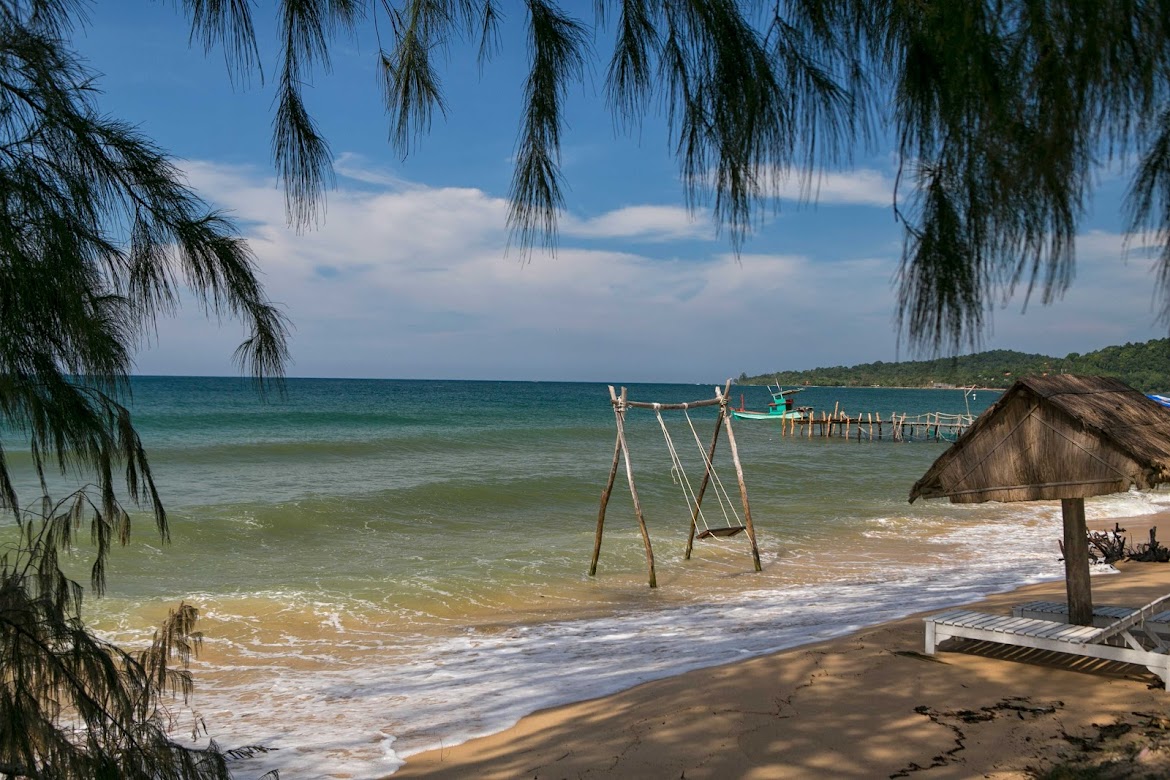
731,384,811,421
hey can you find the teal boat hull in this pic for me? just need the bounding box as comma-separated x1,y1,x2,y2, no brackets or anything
731,409,804,421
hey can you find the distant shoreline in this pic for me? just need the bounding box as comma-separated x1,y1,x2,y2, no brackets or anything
737,338,1168,394
737,382,1007,392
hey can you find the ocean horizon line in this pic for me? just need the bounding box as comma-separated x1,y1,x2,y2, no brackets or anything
128,373,743,386
127,374,1005,391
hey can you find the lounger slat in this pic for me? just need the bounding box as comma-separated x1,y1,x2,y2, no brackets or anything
1096,594,1170,641
1012,601,1068,617
1001,616,1050,635
1020,621,1074,640
924,609,969,625
1049,622,1100,640
979,615,1021,632
1014,601,1136,621
931,611,994,630
958,613,1010,630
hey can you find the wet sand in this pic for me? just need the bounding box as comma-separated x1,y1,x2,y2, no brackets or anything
394,513,1170,778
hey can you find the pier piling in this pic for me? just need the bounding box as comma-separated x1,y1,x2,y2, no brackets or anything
766,409,972,442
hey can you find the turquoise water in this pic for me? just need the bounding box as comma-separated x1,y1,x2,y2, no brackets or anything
4,378,1166,777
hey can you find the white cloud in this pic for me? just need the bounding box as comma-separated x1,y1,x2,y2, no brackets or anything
332,152,419,190
767,167,895,207
562,205,714,241
136,160,1165,382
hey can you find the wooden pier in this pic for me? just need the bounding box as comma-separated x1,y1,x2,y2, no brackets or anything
762,404,973,442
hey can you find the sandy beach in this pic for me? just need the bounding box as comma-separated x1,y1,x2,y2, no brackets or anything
396,513,1170,779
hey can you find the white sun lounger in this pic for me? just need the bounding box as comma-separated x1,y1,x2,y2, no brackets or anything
923,594,1170,687
1012,600,1170,632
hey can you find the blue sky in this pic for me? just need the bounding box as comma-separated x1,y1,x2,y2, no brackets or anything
72,4,1167,382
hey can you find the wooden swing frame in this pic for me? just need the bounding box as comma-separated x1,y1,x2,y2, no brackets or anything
589,379,761,587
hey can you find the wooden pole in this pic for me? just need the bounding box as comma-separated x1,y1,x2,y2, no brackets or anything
624,397,723,410
590,414,623,576
613,387,657,587
1062,497,1093,625
718,385,762,572
684,397,724,560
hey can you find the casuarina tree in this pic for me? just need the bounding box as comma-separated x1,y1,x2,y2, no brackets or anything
1,0,287,775
174,0,1170,352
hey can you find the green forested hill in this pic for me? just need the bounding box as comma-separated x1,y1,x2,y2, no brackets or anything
738,339,1170,392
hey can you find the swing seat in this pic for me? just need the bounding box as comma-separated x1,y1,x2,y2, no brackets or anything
697,525,747,539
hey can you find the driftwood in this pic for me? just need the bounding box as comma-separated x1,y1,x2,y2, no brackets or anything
1065,524,1170,565
1087,522,1129,564
1130,526,1170,563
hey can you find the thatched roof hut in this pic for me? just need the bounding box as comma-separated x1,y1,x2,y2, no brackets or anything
909,375,1170,625
910,374,1170,504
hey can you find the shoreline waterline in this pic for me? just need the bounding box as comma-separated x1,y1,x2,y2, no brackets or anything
394,512,1170,779
112,490,1167,778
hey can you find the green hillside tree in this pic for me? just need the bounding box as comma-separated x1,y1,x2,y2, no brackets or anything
1,0,287,775
740,338,1170,391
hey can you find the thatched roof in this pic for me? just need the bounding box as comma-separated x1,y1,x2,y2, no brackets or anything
909,375,1170,504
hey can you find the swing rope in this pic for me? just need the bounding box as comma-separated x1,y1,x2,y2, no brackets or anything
654,404,705,529
653,404,742,540
682,408,742,530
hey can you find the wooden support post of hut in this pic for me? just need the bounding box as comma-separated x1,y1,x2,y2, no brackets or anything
1061,497,1092,624
910,375,1170,625
591,380,762,586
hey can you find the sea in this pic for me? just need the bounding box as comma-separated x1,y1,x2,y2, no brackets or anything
3,377,1169,778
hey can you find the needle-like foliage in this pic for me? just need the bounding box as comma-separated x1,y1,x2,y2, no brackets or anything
1,0,287,774
1,0,289,530
1,500,274,779
178,0,1170,352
